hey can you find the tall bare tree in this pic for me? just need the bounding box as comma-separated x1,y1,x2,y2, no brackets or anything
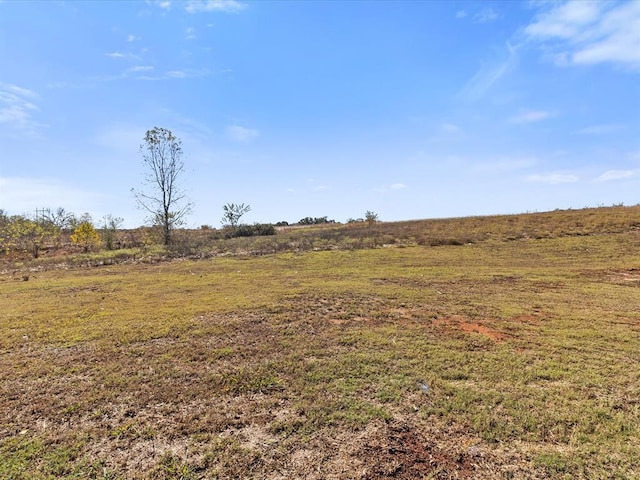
133,127,192,245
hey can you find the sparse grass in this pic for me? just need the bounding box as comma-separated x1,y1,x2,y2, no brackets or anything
1,206,640,478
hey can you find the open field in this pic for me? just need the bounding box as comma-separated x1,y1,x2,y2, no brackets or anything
2,207,640,478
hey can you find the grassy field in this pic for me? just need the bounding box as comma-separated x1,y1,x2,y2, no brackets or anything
2,206,640,478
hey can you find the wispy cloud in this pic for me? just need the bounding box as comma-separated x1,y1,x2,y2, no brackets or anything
509,109,554,124
0,82,43,134
105,51,142,62
524,1,640,70
185,27,196,40
374,183,408,193
186,0,246,14
127,34,141,42
226,125,259,142
575,124,624,135
475,7,499,24
527,173,578,184
149,0,171,10
134,68,209,80
594,169,638,182
129,65,154,73
456,10,467,19
460,42,517,100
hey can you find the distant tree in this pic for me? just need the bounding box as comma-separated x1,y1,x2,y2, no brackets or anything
6,216,56,258
365,211,379,226
221,203,251,228
133,127,192,245
0,211,7,254
43,207,76,231
298,216,333,225
101,214,124,250
71,216,101,253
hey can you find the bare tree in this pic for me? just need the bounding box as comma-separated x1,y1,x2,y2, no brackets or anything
43,207,76,231
133,127,192,245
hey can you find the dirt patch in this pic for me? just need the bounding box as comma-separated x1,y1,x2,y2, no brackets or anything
360,420,476,479
434,316,509,341
605,268,640,285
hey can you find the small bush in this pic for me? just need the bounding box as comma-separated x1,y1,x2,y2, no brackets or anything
225,223,276,238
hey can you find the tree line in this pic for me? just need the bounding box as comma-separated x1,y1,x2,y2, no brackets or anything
1,127,378,258
0,209,122,258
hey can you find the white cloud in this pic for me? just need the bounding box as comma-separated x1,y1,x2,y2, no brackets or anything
509,109,553,124
525,1,601,39
150,0,171,10
0,82,42,134
186,0,246,14
91,65,202,83
129,65,154,72
166,70,187,78
594,170,637,182
475,7,499,24
133,68,209,81
226,125,259,142
374,183,408,193
575,124,624,135
104,51,143,63
527,173,578,184
136,66,209,81
127,34,141,42
186,27,196,40
1,83,37,99
456,10,467,19
524,1,640,70
460,42,517,100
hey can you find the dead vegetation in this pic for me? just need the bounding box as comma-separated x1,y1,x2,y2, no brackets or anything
2,206,640,478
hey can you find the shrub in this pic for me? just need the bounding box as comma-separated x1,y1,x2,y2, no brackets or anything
71,221,101,253
298,216,334,225
225,223,276,238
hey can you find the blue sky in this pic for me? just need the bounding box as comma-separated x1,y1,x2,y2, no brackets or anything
1,0,639,227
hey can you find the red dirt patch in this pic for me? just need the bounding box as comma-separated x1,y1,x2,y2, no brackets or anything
434,316,508,341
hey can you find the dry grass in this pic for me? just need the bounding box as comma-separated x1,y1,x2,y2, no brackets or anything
1,206,640,478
